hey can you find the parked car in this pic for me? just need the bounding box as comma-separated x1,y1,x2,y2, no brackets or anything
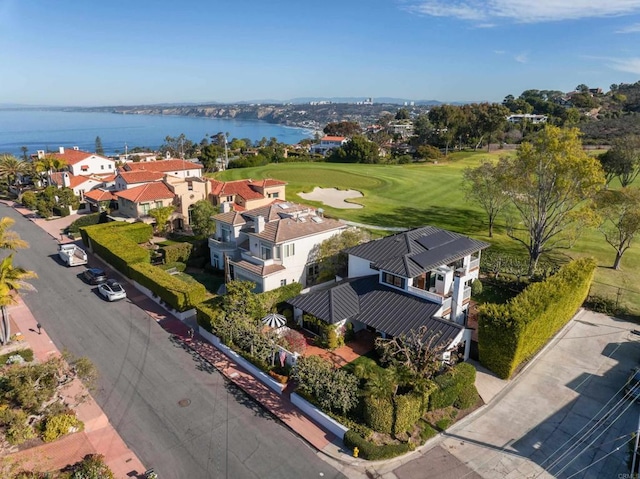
625,368,640,401
83,268,107,285
98,279,127,302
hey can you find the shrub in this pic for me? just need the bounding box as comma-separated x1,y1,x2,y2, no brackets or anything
0,348,34,364
326,325,340,350
0,409,35,445
435,417,453,431
478,258,597,379
344,322,355,342
158,262,187,272
41,413,83,442
393,392,423,436
53,205,70,217
344,430,412,460
363,396,394,434
130,262,207,311
429,363,476,411
455,384,480,410
418,420,438,444
161,242,193,264
283,329,306,354
68,212,105,234
471,279,483,296
196,297,224,333
69,454,115,479
20,191,37,210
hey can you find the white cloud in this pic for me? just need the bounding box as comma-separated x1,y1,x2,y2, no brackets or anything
616,22,640,33
606,57,640,74
404,0,640,23
514,52,528,63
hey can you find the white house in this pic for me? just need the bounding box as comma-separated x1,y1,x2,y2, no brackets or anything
209,201,347,292
122,158,203,179
288,226,490,360
45,147,117,176
506,114,548,124
310,136,348,156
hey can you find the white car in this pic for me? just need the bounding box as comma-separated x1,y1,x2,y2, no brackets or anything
98,279,127,302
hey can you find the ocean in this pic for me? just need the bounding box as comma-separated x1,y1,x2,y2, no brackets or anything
0,109,313,157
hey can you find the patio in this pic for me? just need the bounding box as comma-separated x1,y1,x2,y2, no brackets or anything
302,329,376,368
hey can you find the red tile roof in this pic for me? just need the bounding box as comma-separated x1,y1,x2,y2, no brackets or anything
210,179,264,200
84,189,117,202
50,149,111,166
124,159,203,173
118,171,165,184
321,136,347,142
114,182,175,203
49,172,99,189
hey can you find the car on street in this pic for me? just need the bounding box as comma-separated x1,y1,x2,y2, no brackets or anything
626,368,640,401
83,268,107,285
98,279,127,301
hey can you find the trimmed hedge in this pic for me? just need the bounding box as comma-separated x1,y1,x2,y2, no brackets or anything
68,212,105,234
130,262,207,311
161,242,193,264
53,205,70,217
196,297,224,333
393,392,423,436
344,430,412,460
158,262,187,272
80,222,152,276
429,363,477,411
363,396,394,434
478,258,597,379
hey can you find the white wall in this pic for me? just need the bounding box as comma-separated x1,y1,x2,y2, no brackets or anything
348,254,377,278
70,156,116,176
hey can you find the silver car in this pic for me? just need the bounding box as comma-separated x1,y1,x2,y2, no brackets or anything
98,279,127,302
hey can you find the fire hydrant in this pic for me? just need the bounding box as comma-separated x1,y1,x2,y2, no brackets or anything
353,447,359,458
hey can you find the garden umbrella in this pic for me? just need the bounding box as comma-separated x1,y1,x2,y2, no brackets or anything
261,312,287,328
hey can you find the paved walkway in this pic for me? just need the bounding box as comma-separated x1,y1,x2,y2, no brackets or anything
3,295,147,478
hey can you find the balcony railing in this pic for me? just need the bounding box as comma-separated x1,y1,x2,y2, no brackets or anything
208,237,236,249
463,286,472,301
408,285,447,304
468,257,480,271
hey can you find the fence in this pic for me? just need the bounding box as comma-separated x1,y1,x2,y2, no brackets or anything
587,280,640,318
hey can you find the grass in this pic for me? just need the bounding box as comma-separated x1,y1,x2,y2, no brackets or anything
175,271,225,295
214,151,640,317
342,350,385,377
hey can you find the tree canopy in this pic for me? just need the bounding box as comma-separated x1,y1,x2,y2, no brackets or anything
189,200,217,237
595,187,640,270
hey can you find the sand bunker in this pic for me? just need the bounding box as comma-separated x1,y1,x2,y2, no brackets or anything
298,187,364,209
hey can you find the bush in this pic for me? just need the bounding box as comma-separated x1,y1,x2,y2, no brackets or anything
471,279,483,296
129,262,207,311
161,242,193,264
478,258,597,379
283,329,306,354
429,362,476,411
53,205,70,217
418,420,438,444
455,384,480,410
69,454,114,479
20,191,37,210
68,212,105,234
435,417,453,431
0,409,35,445
41,413,83,442
0,348,34,364
344,430,412,460
393,392,423,436
363,396,394,434
158,262,187,272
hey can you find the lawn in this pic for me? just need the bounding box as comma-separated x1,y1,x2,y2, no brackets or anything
215,151,640,317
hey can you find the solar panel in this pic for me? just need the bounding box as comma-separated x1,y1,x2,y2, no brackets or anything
416,230,455,250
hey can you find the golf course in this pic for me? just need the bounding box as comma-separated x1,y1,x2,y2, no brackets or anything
215,151,640,316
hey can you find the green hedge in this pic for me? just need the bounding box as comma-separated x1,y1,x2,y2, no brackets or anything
478,258,596,379
429,363,476,411
53,205,70,217
161,242,193,264
80,222,153,276
363,396,394,434
158,262,187,272
344,430,412,460
130,262,207,311
196,297,225,333
68,212,105,234
393,392,423,436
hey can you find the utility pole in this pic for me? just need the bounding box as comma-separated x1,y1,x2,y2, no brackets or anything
223,135,229,170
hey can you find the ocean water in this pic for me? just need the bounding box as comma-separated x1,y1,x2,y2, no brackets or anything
0,109,312,157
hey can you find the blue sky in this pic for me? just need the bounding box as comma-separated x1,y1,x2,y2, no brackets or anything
1,0,639,106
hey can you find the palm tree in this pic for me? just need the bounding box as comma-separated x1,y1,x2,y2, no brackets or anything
0,254,37,344
33,155,67,186
0,217,28,250
0,154,28,187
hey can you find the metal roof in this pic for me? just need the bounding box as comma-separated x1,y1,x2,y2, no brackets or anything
288,276,462,343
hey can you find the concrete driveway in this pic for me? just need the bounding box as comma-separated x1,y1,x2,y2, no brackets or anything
415,310,640,479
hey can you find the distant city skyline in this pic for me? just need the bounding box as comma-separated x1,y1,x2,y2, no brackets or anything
1,0,639,107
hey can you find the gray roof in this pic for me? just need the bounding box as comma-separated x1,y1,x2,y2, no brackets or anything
346,226,490,277
288,276,463,343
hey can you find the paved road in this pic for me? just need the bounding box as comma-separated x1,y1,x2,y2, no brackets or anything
4,204,346,479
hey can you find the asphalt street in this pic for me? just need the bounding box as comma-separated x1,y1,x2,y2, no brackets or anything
3,204,346,479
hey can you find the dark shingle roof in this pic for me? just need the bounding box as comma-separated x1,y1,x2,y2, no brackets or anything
346,226,489,277
288,276,462,343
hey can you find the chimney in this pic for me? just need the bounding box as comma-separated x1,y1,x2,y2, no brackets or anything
73,146,79,150
255,215,265,233
221,202,232,213
59,147,65,154
62,172,71,188
37,150,45,159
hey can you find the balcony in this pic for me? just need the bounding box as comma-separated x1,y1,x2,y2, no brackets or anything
463,286,472,302
208,237,237,250
240,249,282,267
408,285,449,305
468,257,480,272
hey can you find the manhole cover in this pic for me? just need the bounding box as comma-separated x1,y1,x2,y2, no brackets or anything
178,398,191,407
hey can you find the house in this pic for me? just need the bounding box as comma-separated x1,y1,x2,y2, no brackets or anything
288,226,490,360
122,158,203,179
44,147,117,176
310,136,348,156
506,114,548,124
113,182,175,221
114,170,165,191
210,178,287,211
49,172,111,203
164,175,211,230
209,201,347,292
83,188,117,212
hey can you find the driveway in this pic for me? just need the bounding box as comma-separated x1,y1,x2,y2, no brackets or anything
407,310,640,479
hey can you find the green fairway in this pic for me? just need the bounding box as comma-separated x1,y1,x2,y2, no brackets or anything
215,152,640,317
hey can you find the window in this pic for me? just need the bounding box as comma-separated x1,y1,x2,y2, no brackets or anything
226,196,233,202
268,192,279,198
280,279,287,286
100,165,104,170
383,273,405,289
155,201,163,208
283,243,295,257
260,243,272,260
141,203,150,214
220,226,231,242
108,164,112,169
213,254,220,269
274,245,281,259
188,182,193,191
307,264,319,277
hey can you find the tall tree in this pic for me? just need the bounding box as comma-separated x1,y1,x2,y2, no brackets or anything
428,105,461,155
479,103,510,151
148,206,174,234
502,126,605,275
598,135,640,187
323,121,361,137
463,160,510,237
189,200,217,237
20,146,28,161
328,135,379,164
312,228,370,281
0,154,28,187
95,136,105,156
594,187,640,270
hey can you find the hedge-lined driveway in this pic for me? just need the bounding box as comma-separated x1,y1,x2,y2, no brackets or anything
422,310,640,479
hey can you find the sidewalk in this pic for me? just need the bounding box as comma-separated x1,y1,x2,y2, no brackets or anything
3,295,148,478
